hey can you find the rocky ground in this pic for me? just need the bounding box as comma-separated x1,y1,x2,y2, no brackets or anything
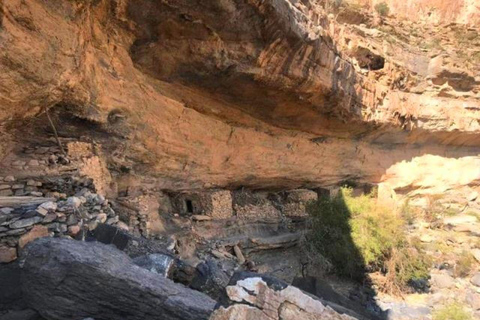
2,178,480,320
373,210,480,319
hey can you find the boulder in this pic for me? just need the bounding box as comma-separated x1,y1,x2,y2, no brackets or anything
211,272,355,320
190,259,232,300
465,291,480,310
21,238,216,320
66,196,82,208
133,253,175,278
431,273,455,289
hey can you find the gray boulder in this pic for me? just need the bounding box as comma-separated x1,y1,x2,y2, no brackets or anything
133,253,175,277
21,238,216,320
190,259,233,300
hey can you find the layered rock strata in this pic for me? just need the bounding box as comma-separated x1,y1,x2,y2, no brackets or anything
0,0,479,198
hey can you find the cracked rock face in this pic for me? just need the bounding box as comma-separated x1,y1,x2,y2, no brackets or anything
0,0,479,198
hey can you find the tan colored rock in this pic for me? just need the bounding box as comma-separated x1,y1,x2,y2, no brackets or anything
431,272,455,289
233,245,246,264
116,221,130,231
19,225,49,249
67,142,94,159
355,0,480,25
0,246,17,263
0,0,479,200
420,234,434,243
122,195,165,237
96,213,108,223
234,191,282,220
79,155,113,198
212,277,355,320
467,191,478,201
206,191,233,219
210,304,266,320
192,215,212,222
444,215,478,225
472,249,480,263
68,225,81,237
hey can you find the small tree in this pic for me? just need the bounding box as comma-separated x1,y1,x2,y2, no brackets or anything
375,2,390,17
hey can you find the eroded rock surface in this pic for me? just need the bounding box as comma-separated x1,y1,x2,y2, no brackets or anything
211,273,358,320
0,0,479,196
21,238,216,320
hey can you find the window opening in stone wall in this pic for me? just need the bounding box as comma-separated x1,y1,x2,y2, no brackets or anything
185,199,193,213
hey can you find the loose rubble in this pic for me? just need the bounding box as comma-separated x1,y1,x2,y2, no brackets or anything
0,176,123,263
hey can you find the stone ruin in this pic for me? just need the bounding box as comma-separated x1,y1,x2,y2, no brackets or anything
0,175,124,264
120,188,323,239
172,190,234,219
0,139,376,320
0,141,121,264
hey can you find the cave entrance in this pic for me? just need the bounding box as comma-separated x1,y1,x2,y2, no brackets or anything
354,47,385,71
185,199,194,214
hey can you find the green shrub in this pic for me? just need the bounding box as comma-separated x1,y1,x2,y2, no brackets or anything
306,190,364,279
433,302,472,320
375,2,390,17
306,187,404,276
306,187,430,292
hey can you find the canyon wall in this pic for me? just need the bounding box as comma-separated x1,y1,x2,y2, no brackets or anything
0,0,479,203
354,0,480,25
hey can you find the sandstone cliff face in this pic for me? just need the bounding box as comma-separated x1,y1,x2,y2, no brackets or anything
0,0,479,200
354,0,480,25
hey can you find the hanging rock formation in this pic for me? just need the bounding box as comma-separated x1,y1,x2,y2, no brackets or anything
0,0,478,199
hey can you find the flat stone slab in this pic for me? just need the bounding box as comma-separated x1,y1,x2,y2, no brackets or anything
0,197,55,208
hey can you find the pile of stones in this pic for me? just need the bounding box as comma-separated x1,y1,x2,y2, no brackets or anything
0,189,126,263
8,145,69,172
0,175,95,198
0,176,32,197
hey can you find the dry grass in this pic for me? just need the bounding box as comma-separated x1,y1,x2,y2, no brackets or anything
433,302,472,320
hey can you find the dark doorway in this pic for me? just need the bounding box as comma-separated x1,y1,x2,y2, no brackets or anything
185,199,194,214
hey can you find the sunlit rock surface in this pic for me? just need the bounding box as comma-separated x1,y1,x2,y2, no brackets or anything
0,0,479,197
